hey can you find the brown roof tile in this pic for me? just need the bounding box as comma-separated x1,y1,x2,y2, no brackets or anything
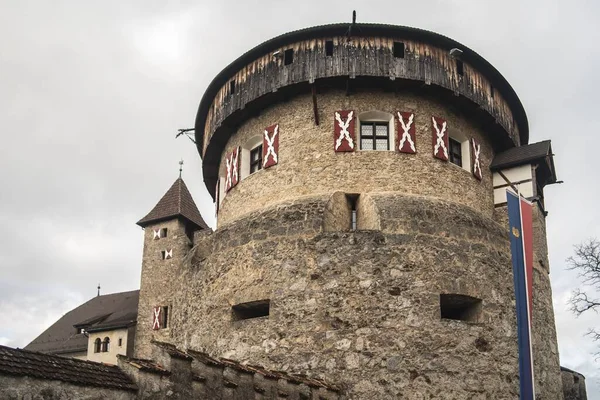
137,178,208,231
25,290,139,355
0,345,137,391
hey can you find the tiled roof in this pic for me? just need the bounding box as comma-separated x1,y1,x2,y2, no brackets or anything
118,355,170,376
137,178,208,231
0,345,137,391
25,290,139,355
490,140,552,170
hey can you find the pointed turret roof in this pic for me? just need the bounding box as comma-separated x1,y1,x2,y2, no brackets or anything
137,178,208,230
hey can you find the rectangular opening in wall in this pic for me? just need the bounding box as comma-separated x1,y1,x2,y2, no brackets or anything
232,299,270,321
160,250,166,260
393,42,405,58
325,40,334,56
440,294,482,322
345,194,359,231
160,228,168,238
161,306,169,328
490,84,494,99
284,48,294,65
118,338,123,347
229,79,236,95
456,59,464,76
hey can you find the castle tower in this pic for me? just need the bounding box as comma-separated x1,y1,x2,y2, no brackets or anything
134,177,208,359
159,23,561,398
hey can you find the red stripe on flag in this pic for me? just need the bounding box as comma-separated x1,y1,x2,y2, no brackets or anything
520,197,534,324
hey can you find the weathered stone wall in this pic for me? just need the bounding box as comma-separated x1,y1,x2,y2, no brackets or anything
164,193,562,399
561,367,587,400
217,90,495,226
134,218,193,359
0,375,134,400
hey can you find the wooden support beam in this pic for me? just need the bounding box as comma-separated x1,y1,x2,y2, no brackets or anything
311,83,319,126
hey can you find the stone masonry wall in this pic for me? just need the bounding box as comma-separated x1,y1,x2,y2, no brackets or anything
0,375,134,400
217,90,495,226
165,194,563,399
134,218,193,359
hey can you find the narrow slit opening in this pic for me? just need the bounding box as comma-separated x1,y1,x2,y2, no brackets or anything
393,42,405,58
325,40,334,56
440,294,482,322
284,49,294,65
232,300,270,321
346,194,359,231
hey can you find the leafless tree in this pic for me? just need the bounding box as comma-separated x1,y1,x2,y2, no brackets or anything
567,238,600,350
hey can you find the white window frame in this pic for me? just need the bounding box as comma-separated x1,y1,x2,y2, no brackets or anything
240,135,263,179
356,111,395,151
447,128,471,173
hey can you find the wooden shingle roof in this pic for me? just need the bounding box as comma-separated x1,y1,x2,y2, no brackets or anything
0,345,137,391
137,178,208,231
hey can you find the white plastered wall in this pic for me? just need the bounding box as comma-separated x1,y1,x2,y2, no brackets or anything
492,164,534,204
86,328,129,365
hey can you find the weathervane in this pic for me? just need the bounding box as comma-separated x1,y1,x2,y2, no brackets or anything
179,159,184,178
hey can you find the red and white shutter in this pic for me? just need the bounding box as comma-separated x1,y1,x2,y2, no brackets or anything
152,306,162,330
471,138,482,180
334,110,356,152
225,147,240,192
262,124,279,168
431,116,449,161
396,111,416,154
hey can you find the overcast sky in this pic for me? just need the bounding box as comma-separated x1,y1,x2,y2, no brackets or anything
1,0,599,397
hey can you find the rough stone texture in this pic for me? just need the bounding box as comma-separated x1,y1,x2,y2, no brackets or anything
154,192,561,399
217,90,495,226
0,375,135,400
134,218,193,360
561,367,587,400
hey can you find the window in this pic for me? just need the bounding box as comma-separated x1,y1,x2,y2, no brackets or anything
360,122,389,150
449,138,462,167
456,59,464,76
232,300,270,321
284,48,294,65
325,40,334,56
94,338,101,353
101,337,110,352
440,294,482,322
229,79,236,95
393,42,405,58
118,338,123,347
160,228,167,238
161,306,169,329
346,194,359,231
250,145,263,174
78,327,85,334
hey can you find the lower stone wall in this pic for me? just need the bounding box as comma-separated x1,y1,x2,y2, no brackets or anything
0,375,135,400
561,367,587,400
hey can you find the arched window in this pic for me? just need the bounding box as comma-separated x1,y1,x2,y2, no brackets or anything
101,337,110,353
357,111,395,151
94,338,101,353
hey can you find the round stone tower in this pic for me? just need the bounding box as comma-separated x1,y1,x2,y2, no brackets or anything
170,23,562,398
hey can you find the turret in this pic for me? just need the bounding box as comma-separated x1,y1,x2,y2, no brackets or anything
133,177,208,359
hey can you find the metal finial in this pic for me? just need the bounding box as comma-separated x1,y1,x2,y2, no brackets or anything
352,10,356,24
179,159,184,178
97,284,101,297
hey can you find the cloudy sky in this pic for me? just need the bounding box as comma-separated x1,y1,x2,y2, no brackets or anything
1,0,599,396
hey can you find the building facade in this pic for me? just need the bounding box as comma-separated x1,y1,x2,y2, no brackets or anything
131,23,565,399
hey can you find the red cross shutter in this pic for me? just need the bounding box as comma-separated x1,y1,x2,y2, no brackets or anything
431,116,449,161
334,110,356,152
471,138,483,180
262,124,279,168
152,306,162,330
396,111,417,154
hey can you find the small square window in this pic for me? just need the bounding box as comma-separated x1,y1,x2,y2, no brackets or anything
160,228,167,238
232,300,270,321
325,40,334,56
360,122,389,151
284,49,294,65
393,42,405,58
250,145,263,174
449,138,462,167
440,294,482,322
